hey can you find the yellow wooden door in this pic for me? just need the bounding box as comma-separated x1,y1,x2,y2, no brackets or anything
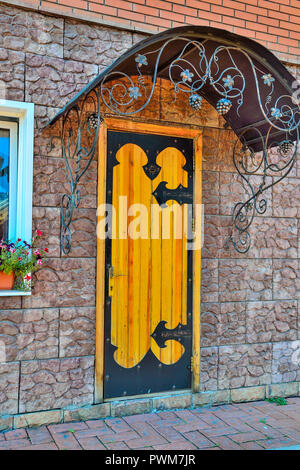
103,130,194,398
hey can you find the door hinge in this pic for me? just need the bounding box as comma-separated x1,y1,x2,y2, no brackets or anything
108,265,114,297
189,356,194,372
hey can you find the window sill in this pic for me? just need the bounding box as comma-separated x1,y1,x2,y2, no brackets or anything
0,290,31,296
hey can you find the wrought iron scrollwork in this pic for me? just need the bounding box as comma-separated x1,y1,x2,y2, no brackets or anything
99,37,300,131
228,126,299,253
60,88,101,254
97,36,300,253
57,35,300,254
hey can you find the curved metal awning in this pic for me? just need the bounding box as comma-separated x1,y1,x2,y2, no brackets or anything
47,25,299,151
48,26,300,255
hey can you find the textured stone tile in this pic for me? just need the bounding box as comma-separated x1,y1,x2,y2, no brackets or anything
0,308,59,361
0,298,22,309
0,5,63,57
247,301,298,343
219,259,272,302
202,215,228,259
19,356,94,413
33,157,97,209
218,302,246,345
152,395,192,412
25,53,98,108
32,207,60,258
273,260,300,300
0,48,24,101
202,172,219,216
22,258,96,309
218,343,272,389
14,410,62,428
0,362,19,415
231,386,265,403
64,20,132,68
202,127,236,173
200,347,218,391
201,259,218,303
111,399,151,417
272,341,300,383
59,307,96,357
251,217,297,259
273,177,300,218
200,303,219,347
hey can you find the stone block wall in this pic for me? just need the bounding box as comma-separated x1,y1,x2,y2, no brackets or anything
0,3,300,427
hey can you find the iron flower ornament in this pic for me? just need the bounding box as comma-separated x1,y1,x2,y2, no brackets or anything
262,73,275,86
223,75,234,89
129,86,142,100
180,69,194,83
135,54,148,67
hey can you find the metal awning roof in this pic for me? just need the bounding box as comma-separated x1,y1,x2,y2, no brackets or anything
47,26,299,150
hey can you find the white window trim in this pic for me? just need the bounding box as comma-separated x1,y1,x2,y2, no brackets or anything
0,100,34,297
0,120,18,239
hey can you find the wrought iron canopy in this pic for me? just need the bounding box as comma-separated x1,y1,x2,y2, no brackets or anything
45,26,300,254
47,25,299,150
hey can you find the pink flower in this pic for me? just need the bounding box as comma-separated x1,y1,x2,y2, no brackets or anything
34,249,40,256
10,248,15,253
37,259,42,266
18,257,22,261
44,247,49,253
24,274,31,281
36,230,43,237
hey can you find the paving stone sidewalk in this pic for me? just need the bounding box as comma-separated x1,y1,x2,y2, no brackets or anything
1,397,300,450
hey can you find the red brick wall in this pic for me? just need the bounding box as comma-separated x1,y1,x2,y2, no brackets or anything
3,0,300,62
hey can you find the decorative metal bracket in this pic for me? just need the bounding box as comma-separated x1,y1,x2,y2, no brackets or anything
60,88,102,254
227,125,299,253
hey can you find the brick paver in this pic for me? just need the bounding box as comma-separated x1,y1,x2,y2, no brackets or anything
1,397,300,450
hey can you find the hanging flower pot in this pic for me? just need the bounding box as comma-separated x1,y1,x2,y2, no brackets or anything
0,230,48,291
0,271,15,290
